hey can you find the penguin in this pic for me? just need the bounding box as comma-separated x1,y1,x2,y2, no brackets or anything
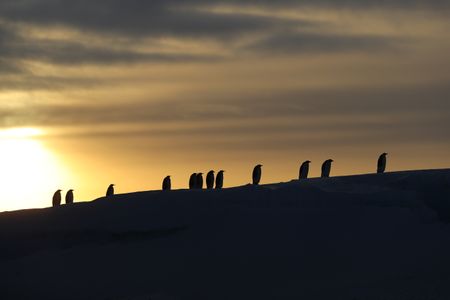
321,159,333,178
196,173,203,189
189,173,197,189
215,170,224,189
252,164,262,185
377,153,388,174
52,189,62,207
299,160,311,179
162,176,171,191
65,189,74,204
106,184,114,197
206,170,215,189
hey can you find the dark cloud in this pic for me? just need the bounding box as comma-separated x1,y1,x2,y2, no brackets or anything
0,59,24,75
0,1,289,39
243,32,403,54
0,22,219,67
0,26,25,75
0,0,446,44
2,38,219,66
2,84,449,144
0,0,447,91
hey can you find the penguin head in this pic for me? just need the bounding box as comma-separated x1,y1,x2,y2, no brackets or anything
198,172,203,175
256,164,262,168
328,159,334,163
382,152,388,156
218,170,225,173
56,189,62,193
109,184,115,187
68,189,73,192
304,160,311,164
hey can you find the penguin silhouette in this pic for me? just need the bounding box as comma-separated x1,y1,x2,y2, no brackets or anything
252,164,262,185
106,184,114,197
215,170,224,189
377,153,388,174
52,189,62,207
162,176,171,191
321,159,333,178
189,173,197,189
196,173,203,189
299,160,311,179
206,170,215,189
65,189,74,204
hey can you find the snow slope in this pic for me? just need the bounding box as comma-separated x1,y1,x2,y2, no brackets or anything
1,169,450,299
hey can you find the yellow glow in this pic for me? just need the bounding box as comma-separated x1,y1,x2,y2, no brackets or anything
0,127,44,139
0,132,69,211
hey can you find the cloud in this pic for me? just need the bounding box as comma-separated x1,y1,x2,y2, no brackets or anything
0,0,441,76
0,0,447,42
0,1,287,39
2,84,449,137
243,31,402,55
0,21,220,65
0,0,448,121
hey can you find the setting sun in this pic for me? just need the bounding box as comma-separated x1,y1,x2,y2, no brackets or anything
0,127,44,139
0,129,68,211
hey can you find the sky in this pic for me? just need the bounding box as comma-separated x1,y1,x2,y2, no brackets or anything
1,0,450,211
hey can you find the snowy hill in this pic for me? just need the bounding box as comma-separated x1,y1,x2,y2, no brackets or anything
1,169,450,300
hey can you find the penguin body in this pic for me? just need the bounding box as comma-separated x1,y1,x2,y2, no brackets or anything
52,190,62,207
299,160,311,179
215,170,224,189
377,153,388,174
252,164,262,185
196,173,203,189
65,189,74,204
162,176,171,191
106,184,115,197
206,171,215,189
321,159,333,178
189,173,197,189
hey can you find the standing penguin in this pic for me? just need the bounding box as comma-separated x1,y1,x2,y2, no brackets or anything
321,159,333,178
189,173,197,189
206,170,215,189
52,189,62,207
106,184,115,197
65,189,74,204
377,153,388,174
196,173,204,189
299,160,311,179
215,170,225,189
252,164,263,185
162,176,171,191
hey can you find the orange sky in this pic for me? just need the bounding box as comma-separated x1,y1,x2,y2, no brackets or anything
1,1,450,211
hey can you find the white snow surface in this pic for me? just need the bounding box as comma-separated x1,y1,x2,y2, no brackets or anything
1,169,450,300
